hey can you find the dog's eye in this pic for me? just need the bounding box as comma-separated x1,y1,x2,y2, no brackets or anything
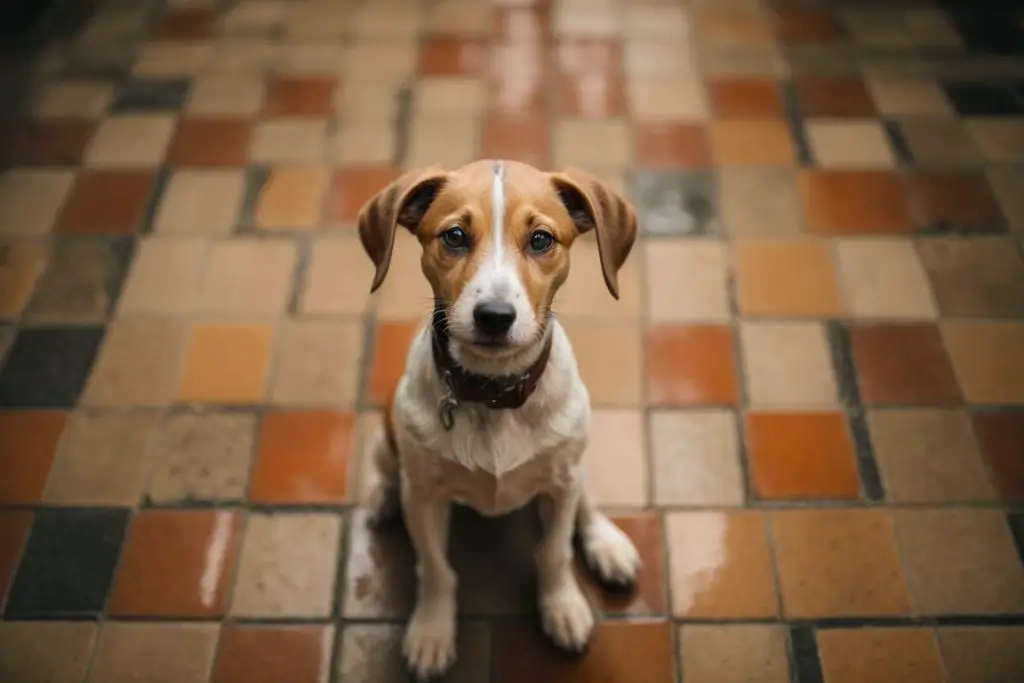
439,226,468,251
527,230,555,254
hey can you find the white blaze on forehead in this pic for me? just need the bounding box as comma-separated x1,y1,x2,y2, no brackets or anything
491,160,506,263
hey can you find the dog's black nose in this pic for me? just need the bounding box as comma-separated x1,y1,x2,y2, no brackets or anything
473,300,516,336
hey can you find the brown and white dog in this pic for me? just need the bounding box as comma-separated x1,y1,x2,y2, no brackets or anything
358,159,641,680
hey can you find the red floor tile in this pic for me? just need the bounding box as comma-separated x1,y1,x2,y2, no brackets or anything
0,411,68,504
152,9,218,39
326,167,402,224
634,122,712,168
0,120,95,166
482,115,550,168
795,75,876,117
419,38,486,75
646,326,739,406
709,77,785,118
972,411,1024,503
57,171,157,235
0,510,33,600
850,324,962,406
212,624,331,683
167,118,252,166
576,513,666,616
264,77,336,117
800,170,912,235
367,321,419,405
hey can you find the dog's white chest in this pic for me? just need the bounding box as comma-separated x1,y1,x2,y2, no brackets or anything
433,451,567,516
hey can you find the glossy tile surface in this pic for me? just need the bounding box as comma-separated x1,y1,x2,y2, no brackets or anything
2,0,1024,679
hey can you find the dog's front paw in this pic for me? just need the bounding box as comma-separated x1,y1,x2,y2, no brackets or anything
540,581,594,653
403,603,457,681
582,516,641,588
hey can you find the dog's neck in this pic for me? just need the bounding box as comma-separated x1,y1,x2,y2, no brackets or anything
430,306,554,415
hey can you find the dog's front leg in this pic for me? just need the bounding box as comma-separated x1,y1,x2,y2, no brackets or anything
536,483,594,652
401,482,457,681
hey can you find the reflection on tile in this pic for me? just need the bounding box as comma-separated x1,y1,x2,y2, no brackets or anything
629,170,720,236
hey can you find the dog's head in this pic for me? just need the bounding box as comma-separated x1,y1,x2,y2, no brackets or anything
358,160,637,370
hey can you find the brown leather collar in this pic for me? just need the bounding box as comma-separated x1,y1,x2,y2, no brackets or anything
431,307,553,427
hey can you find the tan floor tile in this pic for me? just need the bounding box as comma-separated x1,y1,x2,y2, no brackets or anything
84,115,176,167
807,119,897,168
680,625,789,683
719,166,803,237
899,118,982,167
117,237,207,314
406,117,479,169
34,81,114,118
917,237,1024,318
741,321,838,407
222,2,286,34
232,512,341,617
283,1,351,39
836,239,937,319
148,412,256,503
771,510,911,618
559,319,642,405
629,77,708,120
426,1,491,37
868,409,995,503
333,122,395,165
667,511,777,617
554,120,631,168
0,241,48,319
352,4,421,38
43,412,158,506
334,78,404,120
583,409,648,507
208,40,279,74
966,119,1024,163
987,165,1024,232
87,622,218,683
187,75,265,115
196,240,297,315
644,239,729,322
178,323,274,404
270,320,363,406
341,42,417,79
943,322,1024,405
250,120,328,164
711,119,796,165
624,40,700,77
866,77,954,116
650,409,743,505
154,170,245,235
894,508,1024,615
937,626,1024,683
254,167,328,230
376,233,438,321
555,239,642,319
0,622,97,683
698,44,787,78
817,628,946,683
271,43,346,76
132,41,213,77
415,77,484,115
734,239,844,316
300,236,376,315
83,317,187,407
0,169,75,235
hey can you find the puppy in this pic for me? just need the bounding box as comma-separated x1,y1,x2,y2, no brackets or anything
358,159,641,680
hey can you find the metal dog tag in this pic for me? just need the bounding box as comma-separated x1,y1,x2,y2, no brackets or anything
438,371,458,431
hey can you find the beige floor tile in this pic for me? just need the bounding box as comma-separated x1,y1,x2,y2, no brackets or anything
425,1,491,37
895,508,1024,614
942,321,1024,405
231,512,342,617
196,240,297,315
807,119,897,168
333,122,395,165
250,120,328,164
283,1,352,39
117,237,207,314
741,321,838,408
966,119,1024,163
624,40,700,77
866,77,954,116
334,79,403,120
415,77,484,115
132,41,213,77
719,166,803,237
208,40,279,74
34,81,114,118
868,409,995,503
679,625,789,683
270,320,363,406
629,77,708,120
147,412,256,503
555,239,642,319
644,239,729,322
937,627,1024,683
0,170,74,235
83,317,187,407
85,115,176,167
376,233,438,321
583,409,648,507
836,239,937,319
254,167,329,230
352,5,421,38
0,621,97,683
341,42,417,78
559,319,642,405
43,412,158,506
272,43,346,77
734,239,844,316
553,120,631,168
86,622,218,683
771,510,911,618
300,236,376,315
650,409,743,506
625,6,693,38
666,511,778,618
187,75,265,115
0,241,47,318
177,323,274,404
155,170,244,235
406,117,480,169
222,2,286,35
817,628,946,683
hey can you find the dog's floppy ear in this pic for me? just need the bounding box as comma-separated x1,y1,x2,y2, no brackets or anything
549,167,638,300
358,166,449,293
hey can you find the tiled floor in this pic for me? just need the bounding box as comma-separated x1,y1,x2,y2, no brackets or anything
1,0,1024,681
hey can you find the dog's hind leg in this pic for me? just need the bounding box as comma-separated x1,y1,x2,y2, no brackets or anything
576,486,641,588
364,429,401,526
